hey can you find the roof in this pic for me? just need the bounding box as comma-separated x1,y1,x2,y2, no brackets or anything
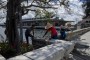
22,18,74,22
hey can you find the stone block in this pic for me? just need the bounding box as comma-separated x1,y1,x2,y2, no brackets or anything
7,55,31,60
50,40,75,57
23,44,65,60
0,55,6,60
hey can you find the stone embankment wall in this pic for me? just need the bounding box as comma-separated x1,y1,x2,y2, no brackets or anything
8,40,75,60
66,27,90,40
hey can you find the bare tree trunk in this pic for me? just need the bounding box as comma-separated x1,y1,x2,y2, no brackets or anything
6,0,21,53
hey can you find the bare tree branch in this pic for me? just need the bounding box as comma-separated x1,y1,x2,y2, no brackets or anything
25,4,57,9
0,1,7,9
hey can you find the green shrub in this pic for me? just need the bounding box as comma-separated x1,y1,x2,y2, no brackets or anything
0,42,33,59
0,43,17,58
20,43,33,54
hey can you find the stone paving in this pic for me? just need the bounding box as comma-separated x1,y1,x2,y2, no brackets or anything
79,31,90,55
80,31,90,46
68,31,90,60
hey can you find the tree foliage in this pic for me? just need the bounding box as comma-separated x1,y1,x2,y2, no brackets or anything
0,0,71,18
83,1,90,19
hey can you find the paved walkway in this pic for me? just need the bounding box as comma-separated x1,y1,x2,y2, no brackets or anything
80,31,90,46
68,31,90,60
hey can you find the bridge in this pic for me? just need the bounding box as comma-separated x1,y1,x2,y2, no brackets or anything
0,27,90,60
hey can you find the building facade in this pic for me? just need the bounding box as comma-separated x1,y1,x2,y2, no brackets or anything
20,18,73,27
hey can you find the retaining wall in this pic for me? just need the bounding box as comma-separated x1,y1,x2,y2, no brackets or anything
8,40,75,60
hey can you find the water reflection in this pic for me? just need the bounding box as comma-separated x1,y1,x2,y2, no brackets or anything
0,27,60,42
0,27,6,41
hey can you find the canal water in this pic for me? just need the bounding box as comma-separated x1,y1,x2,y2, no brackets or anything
0,27,60,42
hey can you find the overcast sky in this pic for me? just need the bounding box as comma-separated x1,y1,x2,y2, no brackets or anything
0,0,86,24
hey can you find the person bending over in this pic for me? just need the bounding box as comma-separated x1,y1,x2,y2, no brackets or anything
43,22,58,39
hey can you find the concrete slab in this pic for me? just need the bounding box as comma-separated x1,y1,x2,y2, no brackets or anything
23,44,65,60
0,55,5,60
80,31,90,46
7,55,31,60
51,40,75,57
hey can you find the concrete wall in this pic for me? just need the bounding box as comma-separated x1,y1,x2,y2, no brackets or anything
66,27,90,40
8,40,75,60
0,55,5,60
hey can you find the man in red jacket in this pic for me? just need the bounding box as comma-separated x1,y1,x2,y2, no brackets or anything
43,22,58,39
